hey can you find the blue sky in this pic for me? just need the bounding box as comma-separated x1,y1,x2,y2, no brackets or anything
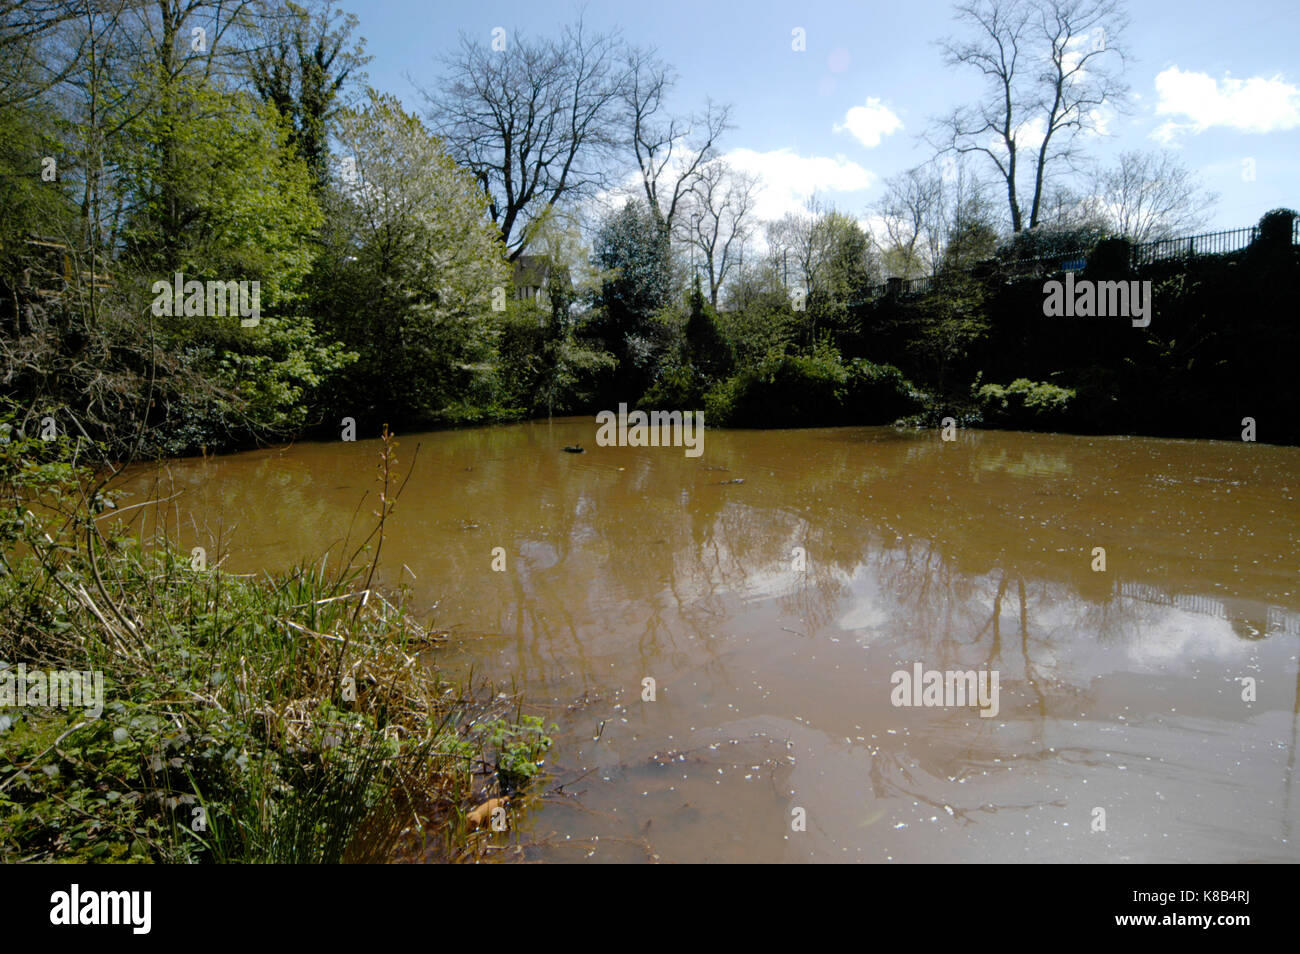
345,0,1300,231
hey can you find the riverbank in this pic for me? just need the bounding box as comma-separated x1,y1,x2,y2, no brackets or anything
0,420,551,863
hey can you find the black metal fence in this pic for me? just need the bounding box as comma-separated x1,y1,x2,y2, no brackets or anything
862,218,1300,302
1132,225,1269,266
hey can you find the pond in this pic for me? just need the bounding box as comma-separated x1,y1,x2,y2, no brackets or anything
121,418,1300,862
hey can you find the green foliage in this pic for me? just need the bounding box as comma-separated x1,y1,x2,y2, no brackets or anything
806,211,878,342
906,274,991,394
731,342,848,427
975,377,1076,429
593,200,675,322
708,341,921,428
494,298,615,417
995,224,1108,264
641,363,707,410
844,358,929,422
1,64,345,457
316,90,511,426
589,199,676,397
703,375,741,424
940,219,1000,274
0,441,548,863
0,399,86,550
247,0,371,192
0,98,72,254
217,315,357,438
716,301,797,370
478,715,554,795
684,276,734,378
120,81,323,305
1255,208,1297,246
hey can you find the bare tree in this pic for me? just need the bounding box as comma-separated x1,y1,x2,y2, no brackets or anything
874,165,944,278
420,16,626,259
765,194,833,299
931,0,1129,233
677,159,757,307
1034,182,1110,230
1085,150,1216,242
0,0,85,110
622,46,731,230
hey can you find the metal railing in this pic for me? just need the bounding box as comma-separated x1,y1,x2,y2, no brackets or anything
1131,225,1263,266
863,218,1300,302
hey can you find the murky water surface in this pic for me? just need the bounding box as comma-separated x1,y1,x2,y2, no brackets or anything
123,420,1300,862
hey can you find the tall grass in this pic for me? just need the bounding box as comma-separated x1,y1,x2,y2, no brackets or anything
0,409,546,863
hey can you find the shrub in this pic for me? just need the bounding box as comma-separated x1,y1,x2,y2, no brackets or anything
1257,208,1297,245
1087,237,1133,274
705,343,922,428
722,346,848,427
995,224,1108,264
975,377,1075,429
703,375,740,424
640,364,706,410
843,358,927,422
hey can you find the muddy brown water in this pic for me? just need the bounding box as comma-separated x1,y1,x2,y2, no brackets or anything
121,419,1300,862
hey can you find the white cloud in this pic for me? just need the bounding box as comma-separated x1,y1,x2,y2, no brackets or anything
722,147,877,222
1152,67,1300,143
859,212,889,243
1086,105,1112,138
833,97,903,149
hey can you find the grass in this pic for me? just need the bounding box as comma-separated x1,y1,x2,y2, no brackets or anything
0,409,551,863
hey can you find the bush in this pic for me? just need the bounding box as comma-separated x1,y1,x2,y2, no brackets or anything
975,377,1075,429
1257,208,1297,245
640,363,707,410
704,343,922,428
843,359,927,422
703,375,740,424
720,346,849,427
0,419,549,863
1087,237,1133,275
995,224,1108,264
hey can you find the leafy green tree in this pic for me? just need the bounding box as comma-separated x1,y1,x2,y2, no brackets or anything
909,274,990,396
588,199,675,398
318,90,510,425
114,77,344,447
717,261,795,370
809,211,877,345
684,274,733,378
120,82,323,307
247,0,370,192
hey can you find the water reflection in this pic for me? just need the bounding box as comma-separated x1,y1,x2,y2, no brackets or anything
118,420,1300,862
